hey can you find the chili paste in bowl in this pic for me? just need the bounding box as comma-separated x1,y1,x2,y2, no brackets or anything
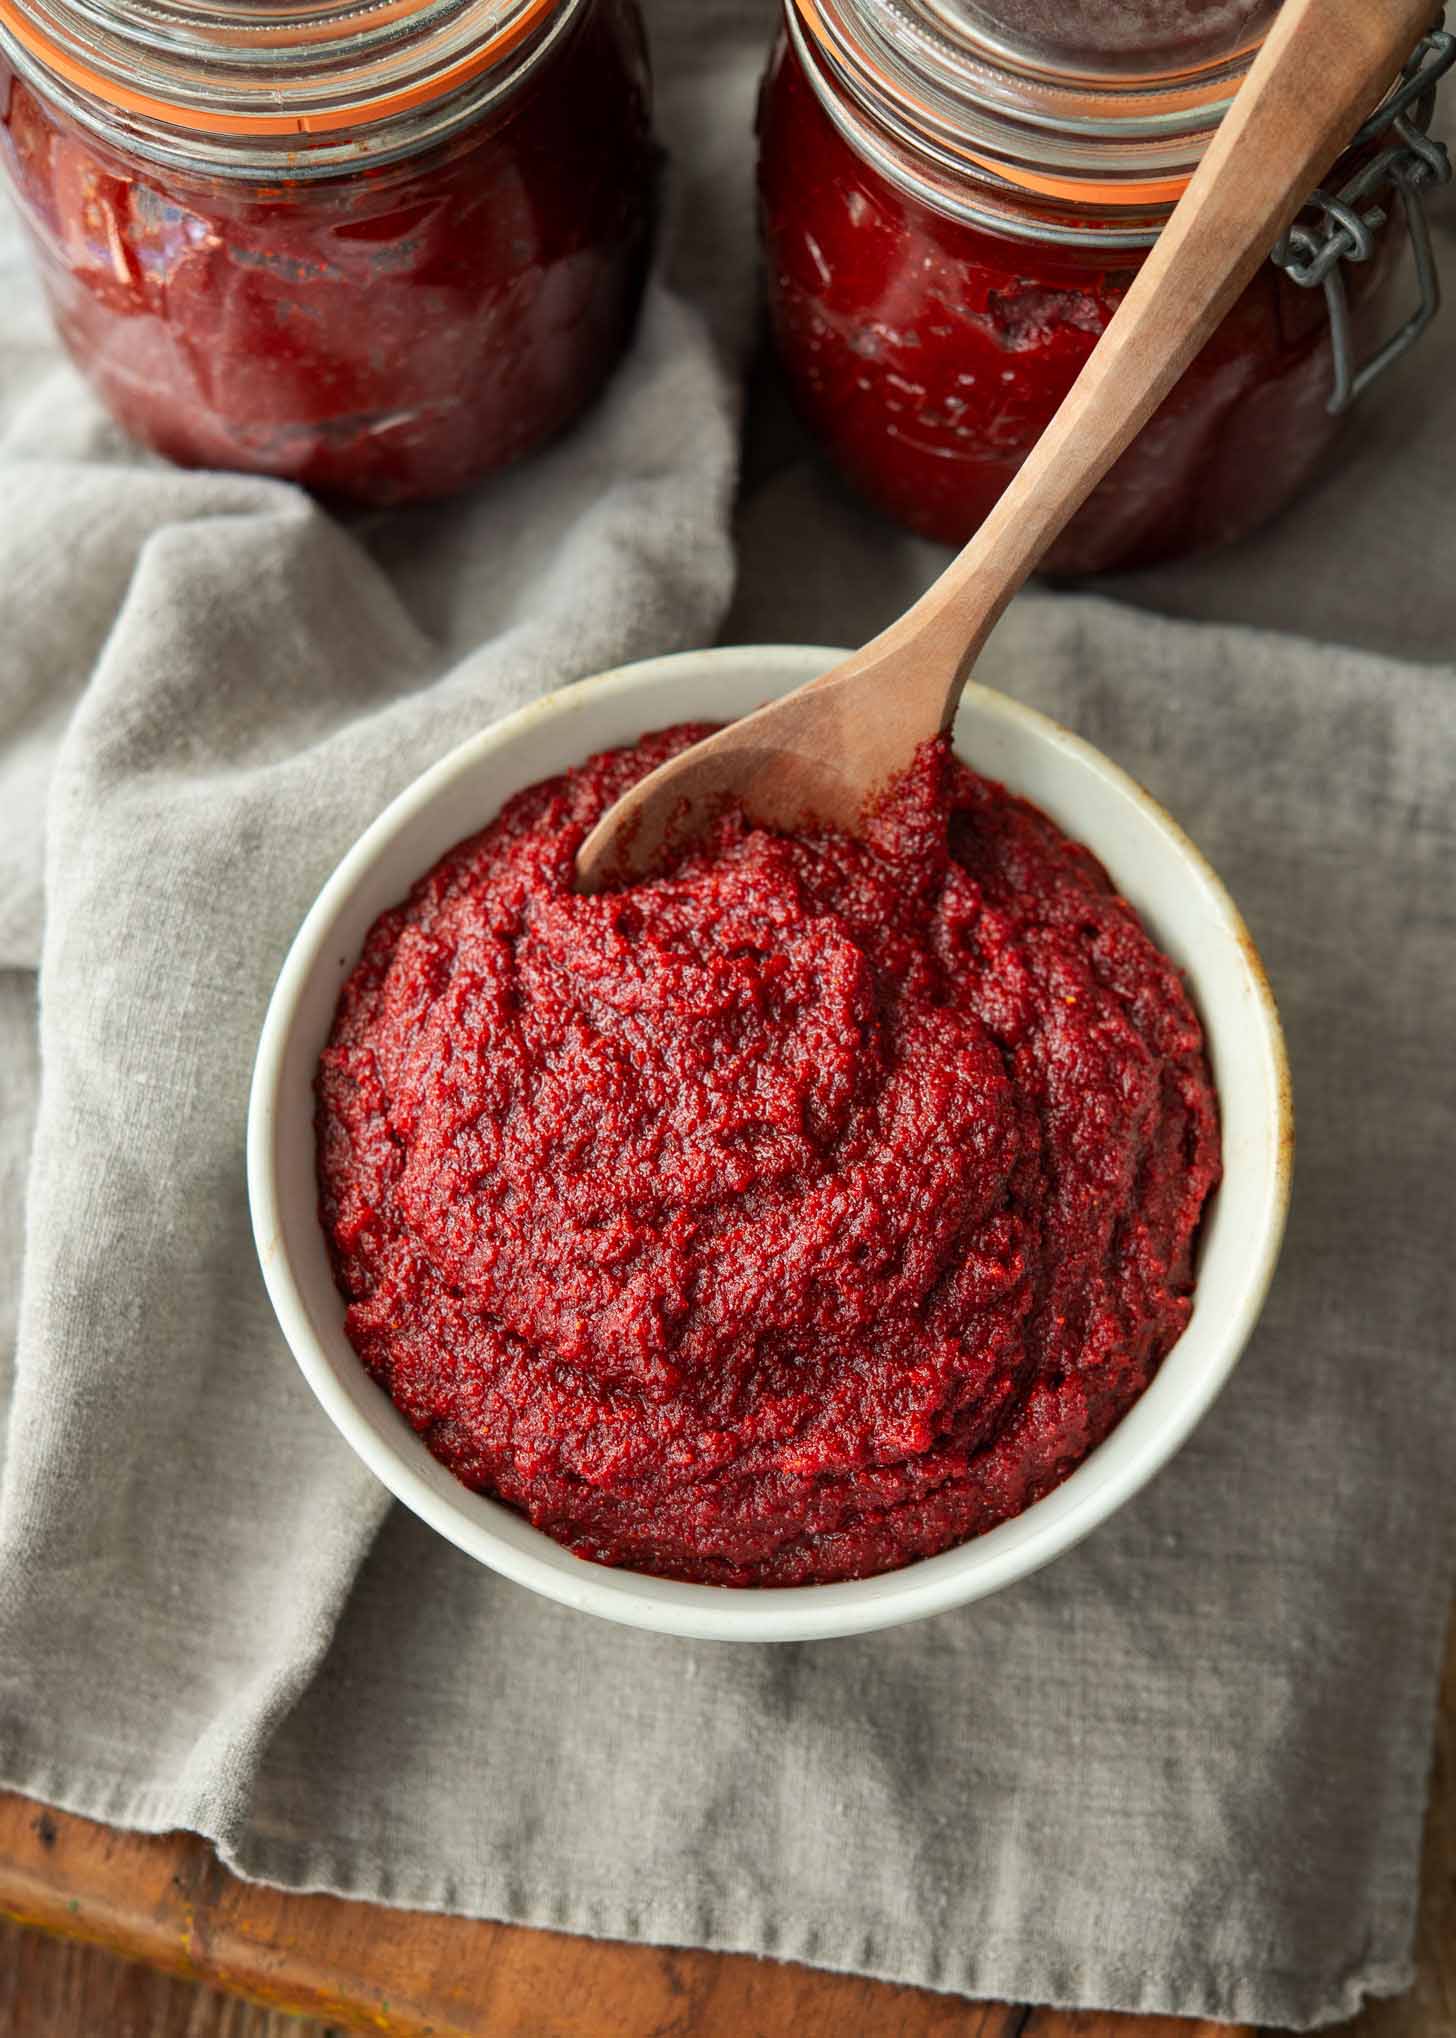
314,722,1220,1587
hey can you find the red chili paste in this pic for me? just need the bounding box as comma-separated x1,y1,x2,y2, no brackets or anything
0,0,653,506
757,30,1391,574
317,727,1220,1586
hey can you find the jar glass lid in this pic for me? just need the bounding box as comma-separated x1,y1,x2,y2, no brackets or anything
792,0,1304,222
0,0,573,147
914,0,1279,82
790,0,1431,244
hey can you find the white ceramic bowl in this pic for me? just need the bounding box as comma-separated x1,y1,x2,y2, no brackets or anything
248,645,1291,1643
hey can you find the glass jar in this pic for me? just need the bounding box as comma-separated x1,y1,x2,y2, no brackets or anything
0,0,655,506
757,0,1441,574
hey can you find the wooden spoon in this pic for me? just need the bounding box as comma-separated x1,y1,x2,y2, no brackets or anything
577,0,1432,891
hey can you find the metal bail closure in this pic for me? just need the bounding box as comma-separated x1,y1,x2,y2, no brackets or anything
1273,17,1455,414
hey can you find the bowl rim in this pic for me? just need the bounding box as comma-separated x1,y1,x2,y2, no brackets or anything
247,643,1292,1643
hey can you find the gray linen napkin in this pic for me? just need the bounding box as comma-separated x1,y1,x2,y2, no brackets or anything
2,4,1453,2025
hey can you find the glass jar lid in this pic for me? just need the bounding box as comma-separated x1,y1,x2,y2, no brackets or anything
791,0,1439,252
913,0,1279,82
0,0,580,171
793,0,1329,220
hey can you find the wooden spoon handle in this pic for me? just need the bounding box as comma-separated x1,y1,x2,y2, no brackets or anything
870,0,1436,707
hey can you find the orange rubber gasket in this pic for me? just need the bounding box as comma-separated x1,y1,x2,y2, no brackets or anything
960,150,1189,203
0,0,558,135
790,0,1232,206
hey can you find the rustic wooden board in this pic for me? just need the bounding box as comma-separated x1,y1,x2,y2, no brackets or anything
0,1919,1233,2038
1,1611,1449,2038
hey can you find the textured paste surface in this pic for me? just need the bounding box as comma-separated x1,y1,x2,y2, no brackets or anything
317,728,1220,1585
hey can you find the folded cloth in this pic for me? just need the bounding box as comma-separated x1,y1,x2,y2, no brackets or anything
1,4,1453,2025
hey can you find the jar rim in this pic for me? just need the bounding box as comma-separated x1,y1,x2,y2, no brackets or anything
0,0,577,162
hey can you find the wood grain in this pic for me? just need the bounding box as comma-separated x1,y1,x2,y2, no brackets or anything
0,1610,1448,2038
0,1917,337,2038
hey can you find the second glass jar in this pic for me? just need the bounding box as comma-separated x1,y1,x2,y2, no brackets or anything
757,0,1408,575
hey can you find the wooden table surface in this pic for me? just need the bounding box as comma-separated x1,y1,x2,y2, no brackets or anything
2,1614,1450,2038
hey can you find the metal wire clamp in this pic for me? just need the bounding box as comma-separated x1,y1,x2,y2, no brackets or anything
1272,19,1455,413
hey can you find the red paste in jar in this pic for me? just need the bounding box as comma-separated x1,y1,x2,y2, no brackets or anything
317,726,1220,1586
757,31,1391,575
0,0,653,506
